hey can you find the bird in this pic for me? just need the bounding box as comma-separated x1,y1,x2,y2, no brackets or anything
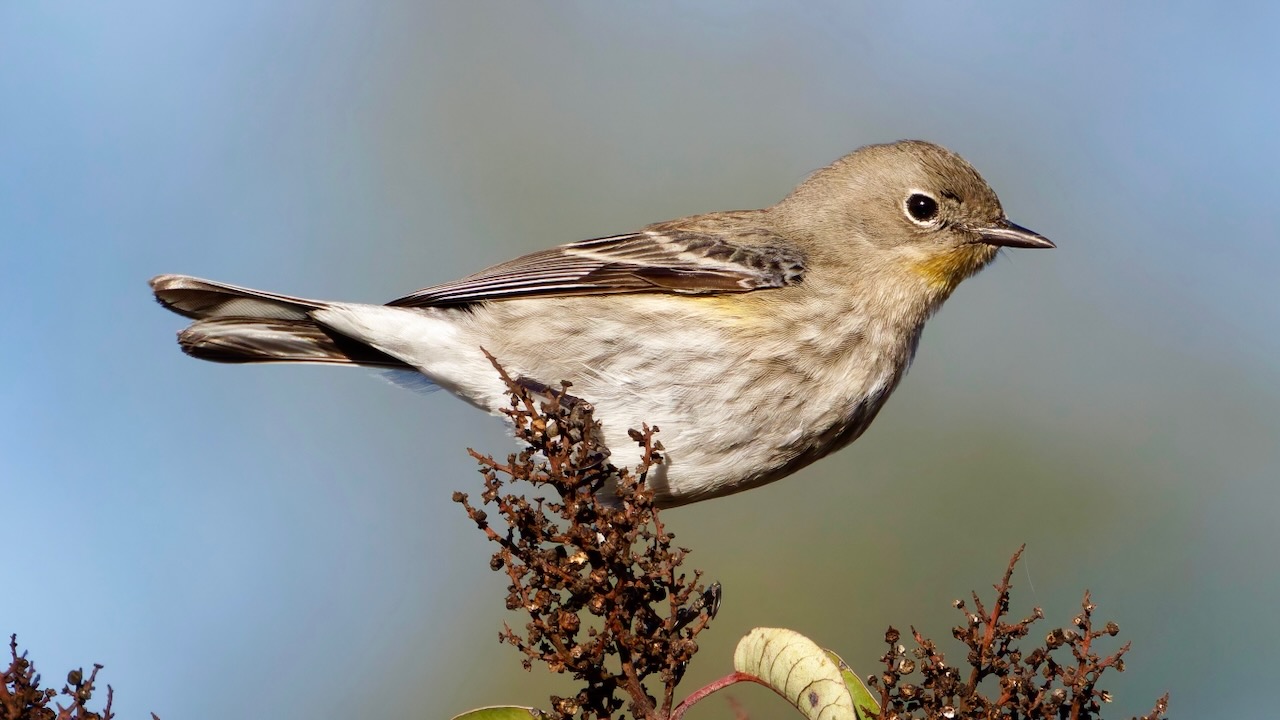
151,140,1053,508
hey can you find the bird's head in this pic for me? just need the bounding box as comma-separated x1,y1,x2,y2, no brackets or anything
774,140,1053,298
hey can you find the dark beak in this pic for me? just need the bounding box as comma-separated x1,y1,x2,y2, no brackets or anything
977,220,1055,249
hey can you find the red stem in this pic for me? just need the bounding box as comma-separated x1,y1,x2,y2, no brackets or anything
669,672,761,720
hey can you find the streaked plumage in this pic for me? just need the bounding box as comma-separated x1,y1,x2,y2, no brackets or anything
151,140,1053,507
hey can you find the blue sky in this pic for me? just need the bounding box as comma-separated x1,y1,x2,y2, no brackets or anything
3,3,1278,718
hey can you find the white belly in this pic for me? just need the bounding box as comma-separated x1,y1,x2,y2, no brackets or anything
314,293,914,505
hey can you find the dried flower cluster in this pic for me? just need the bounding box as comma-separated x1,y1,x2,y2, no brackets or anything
868,547,1168,720
1,635,120,720
454,354,719,720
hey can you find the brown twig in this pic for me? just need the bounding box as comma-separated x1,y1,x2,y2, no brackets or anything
2,634,125,720
868,550,1168,720
456,356,716,720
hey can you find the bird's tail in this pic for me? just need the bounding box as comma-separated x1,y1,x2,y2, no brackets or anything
149,274,411,368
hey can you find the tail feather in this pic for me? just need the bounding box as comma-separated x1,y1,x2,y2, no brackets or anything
150,274,323,321
178,318,410,367
152,274,412,369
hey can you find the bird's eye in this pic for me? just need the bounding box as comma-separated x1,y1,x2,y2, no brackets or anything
905,193,940,225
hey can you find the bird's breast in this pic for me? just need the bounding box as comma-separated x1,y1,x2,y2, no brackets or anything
469,292,922,505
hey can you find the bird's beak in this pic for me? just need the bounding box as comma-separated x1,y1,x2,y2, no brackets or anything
977,220,1055,249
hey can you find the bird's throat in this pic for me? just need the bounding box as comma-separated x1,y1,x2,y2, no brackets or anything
912,244,998,296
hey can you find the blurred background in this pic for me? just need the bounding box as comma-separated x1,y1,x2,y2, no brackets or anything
3,3,1277,718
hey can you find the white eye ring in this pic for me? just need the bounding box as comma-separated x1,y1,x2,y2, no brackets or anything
903,190,941,227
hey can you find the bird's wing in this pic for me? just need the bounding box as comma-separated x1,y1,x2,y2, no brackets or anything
386,228,807,308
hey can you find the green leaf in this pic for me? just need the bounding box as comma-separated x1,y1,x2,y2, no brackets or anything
450,706,552,720
732,628,859,720
825,649,880,720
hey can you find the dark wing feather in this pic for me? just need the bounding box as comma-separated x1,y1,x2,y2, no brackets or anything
387,228,806,308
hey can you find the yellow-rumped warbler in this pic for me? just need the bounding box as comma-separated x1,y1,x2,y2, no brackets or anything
151,140,1052,507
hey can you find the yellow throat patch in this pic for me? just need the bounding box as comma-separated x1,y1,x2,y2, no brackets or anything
912,244,997,294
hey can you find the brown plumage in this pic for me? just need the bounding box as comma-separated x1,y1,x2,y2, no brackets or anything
151,140,1053,507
